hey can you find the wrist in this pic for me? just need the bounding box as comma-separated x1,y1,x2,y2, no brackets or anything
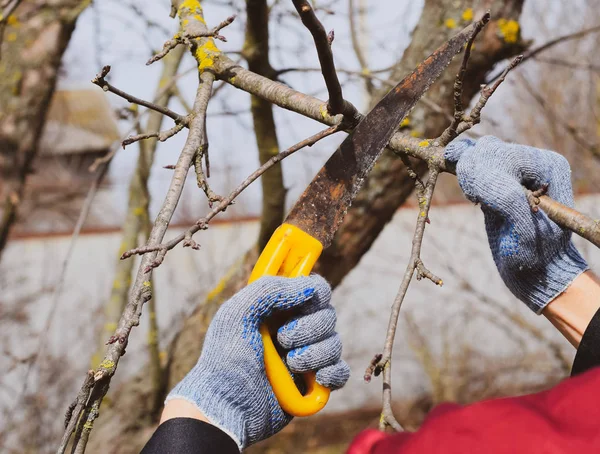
160,399,211,425
542,271,600,348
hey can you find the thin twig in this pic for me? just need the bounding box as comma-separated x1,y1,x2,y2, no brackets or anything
455,55,523,135
147,14,236,65
514,71,599,158
373,168,440,430
291,0,359,121
122,122,186,148
348,0,374,95
364,353,382,383
194,144,224,207
487,24,600,83
92,65,188,124
534,56,600,72
121,125,340,267
89,62,193,172
0,0,22,22
399,153,425,192
438,12,490,146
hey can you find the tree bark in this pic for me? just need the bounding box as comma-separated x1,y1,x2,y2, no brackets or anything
88,2,527,452
0,0,90,262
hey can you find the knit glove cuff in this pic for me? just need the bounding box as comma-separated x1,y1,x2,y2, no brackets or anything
167,373,246,450
507,240,589,313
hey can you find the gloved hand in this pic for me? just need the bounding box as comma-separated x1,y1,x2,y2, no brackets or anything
445,136,588,313
166,275,349,450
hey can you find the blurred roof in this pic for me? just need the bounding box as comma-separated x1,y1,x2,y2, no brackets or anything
39,89,120,156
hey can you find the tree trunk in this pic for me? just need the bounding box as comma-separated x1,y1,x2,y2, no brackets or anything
87,2,526,452
0,0,90,262
244,0,286,250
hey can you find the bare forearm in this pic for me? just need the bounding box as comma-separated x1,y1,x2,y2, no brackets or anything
542,271,600,348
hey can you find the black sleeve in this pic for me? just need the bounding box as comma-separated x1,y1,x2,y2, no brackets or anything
571,306,600,376
140,418,239,454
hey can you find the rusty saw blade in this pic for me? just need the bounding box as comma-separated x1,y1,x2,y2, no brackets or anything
285,24,477,247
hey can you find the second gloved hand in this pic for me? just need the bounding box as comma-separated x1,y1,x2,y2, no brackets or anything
166,275,349,450
445,136,588,313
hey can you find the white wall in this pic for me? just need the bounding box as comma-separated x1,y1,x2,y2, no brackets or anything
3,195,600,418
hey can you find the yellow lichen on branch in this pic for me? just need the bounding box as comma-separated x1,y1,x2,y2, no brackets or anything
444,18,457,29
177,0,221,71
498,18,520,43
178,0,203,15
462,8,473,22
195,40,220,71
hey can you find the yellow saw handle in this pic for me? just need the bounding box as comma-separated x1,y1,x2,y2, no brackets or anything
248,223,330,417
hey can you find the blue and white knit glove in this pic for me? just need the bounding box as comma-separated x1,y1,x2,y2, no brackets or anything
445,136,588,313
166,275,349,450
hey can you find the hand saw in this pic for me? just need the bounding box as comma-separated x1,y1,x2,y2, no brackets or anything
247,23,477,417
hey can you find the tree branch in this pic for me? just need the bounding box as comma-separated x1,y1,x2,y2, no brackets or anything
455,54,524,136
438,13,490,145
348,0,374,95
291,0,359,122
121,125,340,267
372,167,441,430
122,122,186,148
92,65,188,124
487,24,600,83
62,1,218,450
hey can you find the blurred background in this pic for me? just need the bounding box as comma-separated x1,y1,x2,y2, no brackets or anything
1,0,599,452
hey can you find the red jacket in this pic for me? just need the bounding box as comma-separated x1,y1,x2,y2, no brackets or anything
348,367,600,454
